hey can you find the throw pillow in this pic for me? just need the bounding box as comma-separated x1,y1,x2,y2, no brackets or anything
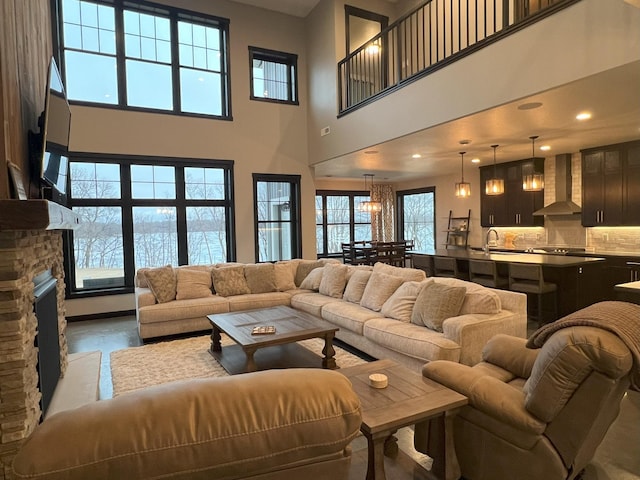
295,260,324,287
360,272,404,312
299,267,324,291
143,265,177,304
175,268,213,300
432,277,502,314
343,269,372,304
274,261,297,291
244,263,277,294
211,265,251,297
380,280,428,322
372,262,426,282
411,282,466,332
135,268,151,288
319,263,348,298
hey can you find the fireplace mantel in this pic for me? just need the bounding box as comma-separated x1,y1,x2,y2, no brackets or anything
0,199,79,230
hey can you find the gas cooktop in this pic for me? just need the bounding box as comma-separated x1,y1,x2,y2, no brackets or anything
525,247,587,255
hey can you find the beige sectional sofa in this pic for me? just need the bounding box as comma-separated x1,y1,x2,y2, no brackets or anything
135,259,527,369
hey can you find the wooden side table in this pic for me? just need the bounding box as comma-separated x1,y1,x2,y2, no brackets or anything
339,359,467,480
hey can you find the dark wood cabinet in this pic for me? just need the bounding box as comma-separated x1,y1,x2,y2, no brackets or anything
480,165,506,226
582,140,640,226
480,158,544,227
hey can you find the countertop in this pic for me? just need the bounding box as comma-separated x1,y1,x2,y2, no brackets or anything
465,246,640,259
422,249,606,267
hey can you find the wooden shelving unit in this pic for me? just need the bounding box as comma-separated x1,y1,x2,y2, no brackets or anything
445,209,470,249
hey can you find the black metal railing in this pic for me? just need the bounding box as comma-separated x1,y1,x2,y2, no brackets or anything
338,0,580,114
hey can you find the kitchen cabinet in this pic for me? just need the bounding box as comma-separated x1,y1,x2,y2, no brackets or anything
582,140,640,226
480,158,544,227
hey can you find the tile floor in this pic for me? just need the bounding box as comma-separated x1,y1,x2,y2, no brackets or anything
66,316,640,480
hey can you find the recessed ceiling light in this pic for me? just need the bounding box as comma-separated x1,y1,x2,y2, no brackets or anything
518,102,543,110
412,153,422,159
540,145,551,151
459,139,471,145
364,150,378,155
471,158,480,163
576,112,592,120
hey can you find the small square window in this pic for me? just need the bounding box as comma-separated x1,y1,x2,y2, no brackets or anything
249,47,298,105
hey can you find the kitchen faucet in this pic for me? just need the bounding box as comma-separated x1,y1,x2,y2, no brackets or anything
484,228,499,253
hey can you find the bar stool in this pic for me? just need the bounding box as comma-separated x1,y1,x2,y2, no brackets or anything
508,263,558,327
433,256,460,278
468,259,508,289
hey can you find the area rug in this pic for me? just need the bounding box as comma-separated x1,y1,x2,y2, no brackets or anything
110,334,366,397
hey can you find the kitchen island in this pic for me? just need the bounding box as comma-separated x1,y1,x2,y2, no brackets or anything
413,250,606,318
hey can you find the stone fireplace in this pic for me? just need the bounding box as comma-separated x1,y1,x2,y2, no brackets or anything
0,229,68,480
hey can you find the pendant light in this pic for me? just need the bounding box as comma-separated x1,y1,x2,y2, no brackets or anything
485,144,504,195
454,151,471,198
522,136,544,191
358,174,382,213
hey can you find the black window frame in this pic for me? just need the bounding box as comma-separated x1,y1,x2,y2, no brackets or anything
396,186,436,254
253,173,302,262
315,189,371,257
52,0,233,120
248,46,299,105
64,153,236,298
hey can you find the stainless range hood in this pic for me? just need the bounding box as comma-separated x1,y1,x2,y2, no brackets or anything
533,154,582,216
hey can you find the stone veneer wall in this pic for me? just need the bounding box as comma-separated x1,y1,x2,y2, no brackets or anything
0,230,68,480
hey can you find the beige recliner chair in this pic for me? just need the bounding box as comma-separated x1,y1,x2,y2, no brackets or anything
12,368,362,480
415,316,637,480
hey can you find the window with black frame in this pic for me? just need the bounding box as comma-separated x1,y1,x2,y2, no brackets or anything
66,156,235,294
396,186,436,254
249,47,298,105
253,174,301,262
57,0,231,118
315,190,372,257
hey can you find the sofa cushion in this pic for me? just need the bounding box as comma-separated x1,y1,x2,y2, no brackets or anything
372,262,426,282
319,263,348,299
432,277,502,314
137,296,230,324
244,263,277,294
360,272,404,312
299,267,324,290
274,262,297,291
322,301,384,335
291,292,341,317
380,280,427,322
295,260,324,287
135,268,151,288
227,292,292,312
175,268,213,300
144,265,177,303
363,317,461,363
411,281,466,332
343,269,372,304
212,265,251,297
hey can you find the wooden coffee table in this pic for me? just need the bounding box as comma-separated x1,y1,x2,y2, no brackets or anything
339,359,468,480
207,306,339,374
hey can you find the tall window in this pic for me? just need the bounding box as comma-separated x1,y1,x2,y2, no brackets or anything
58,0,231,118
396,187,436,253
253,174,301,262
249,47,298,105
66,156,234,294
315,190,372,256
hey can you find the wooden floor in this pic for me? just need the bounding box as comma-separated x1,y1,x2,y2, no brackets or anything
66,316,640,480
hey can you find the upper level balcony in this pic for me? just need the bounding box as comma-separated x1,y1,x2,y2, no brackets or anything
338,0,581,115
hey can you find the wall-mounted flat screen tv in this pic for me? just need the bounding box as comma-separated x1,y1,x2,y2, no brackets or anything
39,57,71,197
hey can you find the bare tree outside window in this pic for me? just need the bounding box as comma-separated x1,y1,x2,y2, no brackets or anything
397,188,435,253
